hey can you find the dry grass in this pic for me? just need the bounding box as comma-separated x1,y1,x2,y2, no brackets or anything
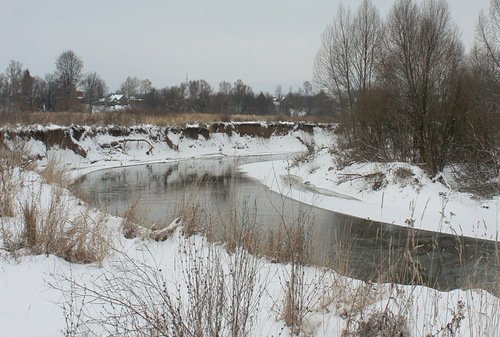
0,110,335,127
0,148,111,264
40,154,70,187
179,202,206,237
0,164,17,218
120,200,145,239
50,191,500,336
1,185,110,265
18,187,110,264
0,144,29,217
262,224,308,264
342,308,410,337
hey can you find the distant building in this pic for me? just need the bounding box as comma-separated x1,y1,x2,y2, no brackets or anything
91,94,131,113
107,94,128,106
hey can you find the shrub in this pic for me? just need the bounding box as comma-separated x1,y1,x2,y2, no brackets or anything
342,308,410,337
56,233,266,337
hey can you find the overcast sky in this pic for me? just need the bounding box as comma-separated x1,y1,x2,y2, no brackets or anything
0,0,491,93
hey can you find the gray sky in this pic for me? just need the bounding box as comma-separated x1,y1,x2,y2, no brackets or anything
0,0,491,93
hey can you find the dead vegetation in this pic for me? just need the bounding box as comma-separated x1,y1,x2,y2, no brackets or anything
40,154,71,187
120,200,181,242
0,151,18,218
16,187,110,264
2,186,110,265
0,144,110,265
0,110,334,128
50,175,500,336
342,308,410,337
55,230,266,337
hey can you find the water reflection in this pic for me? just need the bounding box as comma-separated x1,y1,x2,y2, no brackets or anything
76,156,500,295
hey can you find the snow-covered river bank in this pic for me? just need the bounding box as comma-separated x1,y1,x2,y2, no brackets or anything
3,122,496,243
1,122,499,336
241,149,499,242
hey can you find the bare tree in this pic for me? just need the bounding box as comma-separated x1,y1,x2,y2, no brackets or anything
302,81,312,96
233,79,253,113
478,0,500,74
55,50,83,90
188,79,212,112
218,80,232,96
31,76,47,110
5,60,23,98
383,0,463,172
43,73,59,111
80,72,107,105
0,74,6,98
314,4,353,112
351,0,383,94
54,50,84,111
120,76,141,98
314,0,383,113
140,78,152,96
215,80,233,113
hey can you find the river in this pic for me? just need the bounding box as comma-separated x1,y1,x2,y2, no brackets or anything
75,154,500,295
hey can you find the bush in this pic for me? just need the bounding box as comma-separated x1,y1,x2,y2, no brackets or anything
342,308,410,337
56,233,266,337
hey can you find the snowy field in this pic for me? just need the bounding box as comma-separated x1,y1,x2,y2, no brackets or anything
0,123,499,336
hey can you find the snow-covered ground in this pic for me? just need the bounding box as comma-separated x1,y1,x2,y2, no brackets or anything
241,147,499,242
1,123,499,336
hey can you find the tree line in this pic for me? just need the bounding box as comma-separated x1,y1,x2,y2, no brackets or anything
0,50,106,112
129,78,333,116
315,0,499,191
0,54,334,116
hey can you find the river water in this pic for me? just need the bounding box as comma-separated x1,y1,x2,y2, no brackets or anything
75,155,500,295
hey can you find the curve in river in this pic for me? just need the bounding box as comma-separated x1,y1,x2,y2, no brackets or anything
75,155,500,295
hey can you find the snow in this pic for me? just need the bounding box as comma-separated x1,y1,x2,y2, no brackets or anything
0,255,67,336
110,94,123,100
241,147,499,242
0,122,499,336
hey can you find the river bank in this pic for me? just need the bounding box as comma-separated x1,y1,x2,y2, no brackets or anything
4,122,496,243
0,122,499,336
241,147,499,242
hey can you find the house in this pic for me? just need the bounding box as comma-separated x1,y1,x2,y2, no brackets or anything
91,94,131,113
107,94,128,106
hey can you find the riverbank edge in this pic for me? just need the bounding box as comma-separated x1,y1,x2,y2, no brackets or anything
3,121,497,242
240,147,499,242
